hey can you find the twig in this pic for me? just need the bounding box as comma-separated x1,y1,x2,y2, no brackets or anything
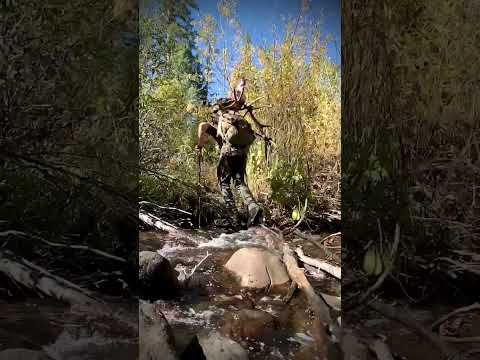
250,105,273,111
441,336,480,343
294,230,322,242
452,348,480,359
188,251,210,278
284,198,308,235
245,95,265,107
0,230,127,263
354,223,401,307
139,201,193,216
261,224,283,240
319,232,341,244
432,303,480,330
436,257,480,276
295,247,341,279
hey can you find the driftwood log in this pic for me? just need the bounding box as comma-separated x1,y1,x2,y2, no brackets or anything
282,244,332,326
0,250,102,306
0,250,139,333
262,226,340,341
139,210,205,243
139,210,180,233
295,247,341,279
282,243,337,356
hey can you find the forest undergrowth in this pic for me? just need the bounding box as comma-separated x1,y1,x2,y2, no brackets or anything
140,0,341,229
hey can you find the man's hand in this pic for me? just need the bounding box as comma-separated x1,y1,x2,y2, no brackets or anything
195,144,203,156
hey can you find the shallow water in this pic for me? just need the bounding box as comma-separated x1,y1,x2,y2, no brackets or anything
0,226,339,358
0,299,67,351
0,298,137,358
140,226,340,359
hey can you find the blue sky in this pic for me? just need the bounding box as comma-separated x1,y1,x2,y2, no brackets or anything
193,0,340,98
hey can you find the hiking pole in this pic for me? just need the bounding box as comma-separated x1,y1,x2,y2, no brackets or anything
197,149,202,228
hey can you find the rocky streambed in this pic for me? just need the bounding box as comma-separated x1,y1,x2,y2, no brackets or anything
0,225,341,360
139,226,342,360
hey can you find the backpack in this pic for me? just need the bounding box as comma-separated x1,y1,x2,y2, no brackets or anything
216,111,255,147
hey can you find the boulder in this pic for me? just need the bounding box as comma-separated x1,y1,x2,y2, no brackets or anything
181,331,248,360
139,251,179,300
140,301,177,360
43,335,137,360
222,309,276,342
224,248,289,289
0,349,50,360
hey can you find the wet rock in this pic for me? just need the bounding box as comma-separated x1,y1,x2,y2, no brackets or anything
139,231,168,251
224,248,289,289
0,349,50,360
212,294,254,310
140,301,177,360
139,251,179,300
320,293,341,311
222,309,276,343
340,330,368,360
179,335,207,360
181,331,248,360
273,295,316,335
44,333,137,360
294,343,342,360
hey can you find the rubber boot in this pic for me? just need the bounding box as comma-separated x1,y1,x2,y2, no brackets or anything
247,203,263,227
238,183,264,227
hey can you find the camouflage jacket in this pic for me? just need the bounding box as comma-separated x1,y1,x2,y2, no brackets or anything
209,110,250,157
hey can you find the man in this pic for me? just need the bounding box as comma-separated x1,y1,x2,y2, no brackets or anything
196,78,263,230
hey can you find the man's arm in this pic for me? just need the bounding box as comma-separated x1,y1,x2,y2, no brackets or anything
197,122,222,151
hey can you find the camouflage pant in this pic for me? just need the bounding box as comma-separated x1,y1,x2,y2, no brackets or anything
217,153,258,221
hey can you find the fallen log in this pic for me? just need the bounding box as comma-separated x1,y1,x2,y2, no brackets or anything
139,210,179,233
139,210,206,243
0,251,140,333
0,250,102,306
283,243,340,357
0,230,127,264
368,300,453,358
295,247,341,280
282,244,332,327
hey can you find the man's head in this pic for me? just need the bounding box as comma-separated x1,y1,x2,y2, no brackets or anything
237,77,246,88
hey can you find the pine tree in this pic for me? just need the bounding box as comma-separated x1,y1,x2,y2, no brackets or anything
140,0,206,102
